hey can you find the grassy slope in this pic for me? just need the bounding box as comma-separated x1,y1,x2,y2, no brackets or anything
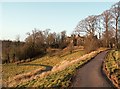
16,48,105,88
3,48,106,87
2,49,85,83
103,50,120,88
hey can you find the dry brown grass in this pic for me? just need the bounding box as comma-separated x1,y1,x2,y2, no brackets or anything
51,50,98,73
6,50,97,87
5,67,45,87
6,48,106,87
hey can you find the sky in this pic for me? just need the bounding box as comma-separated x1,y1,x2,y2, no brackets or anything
0,1,119,41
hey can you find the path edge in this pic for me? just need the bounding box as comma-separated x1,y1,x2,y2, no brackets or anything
101,50,118,89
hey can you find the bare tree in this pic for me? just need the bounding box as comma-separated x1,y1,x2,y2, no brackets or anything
60,30,67,49
16,35,20,42
75,15,99,52
111,1,120,48
68,40,74,53
95,15,104,39
101,10,113,47
47,33,56,46
43,29,50,46
75,15,97,37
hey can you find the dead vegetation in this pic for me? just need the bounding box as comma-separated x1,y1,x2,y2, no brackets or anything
6,48,105,87
4,67,45,87
103,50,120,88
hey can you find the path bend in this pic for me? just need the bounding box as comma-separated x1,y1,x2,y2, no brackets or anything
71,51,114,88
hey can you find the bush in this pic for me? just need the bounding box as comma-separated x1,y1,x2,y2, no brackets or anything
84,35,99,53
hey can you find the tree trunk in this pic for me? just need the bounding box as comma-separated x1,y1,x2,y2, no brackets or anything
115,17,118,49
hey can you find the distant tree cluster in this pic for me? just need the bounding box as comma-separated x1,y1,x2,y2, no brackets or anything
2,29,71,63
1,1,120,63
74,1,120,53
2,40,24,63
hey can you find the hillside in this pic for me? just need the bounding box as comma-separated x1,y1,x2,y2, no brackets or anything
2,47,106,87
2,47,85,87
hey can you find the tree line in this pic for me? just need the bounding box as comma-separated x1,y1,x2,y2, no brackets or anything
74,1,120,52
1,1,120,63
2,29,71,63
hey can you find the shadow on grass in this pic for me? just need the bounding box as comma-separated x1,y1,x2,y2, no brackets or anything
60,50,84,58
18,64,53,71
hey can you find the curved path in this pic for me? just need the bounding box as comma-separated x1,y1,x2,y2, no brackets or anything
71,51,114,87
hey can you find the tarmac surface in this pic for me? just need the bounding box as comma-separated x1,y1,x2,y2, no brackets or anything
71,51,114,88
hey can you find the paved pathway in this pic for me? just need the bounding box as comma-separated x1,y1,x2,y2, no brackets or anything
71,51,114,87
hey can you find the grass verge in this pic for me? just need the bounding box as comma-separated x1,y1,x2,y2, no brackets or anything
13,48,106,88
103,50,120,88
2,49,85,87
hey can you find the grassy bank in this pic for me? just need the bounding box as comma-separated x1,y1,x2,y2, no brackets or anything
103,50,120,88
8,48,106,88
2,49,85,86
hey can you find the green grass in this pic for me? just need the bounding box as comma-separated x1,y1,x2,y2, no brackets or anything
16,49,103,88
28,50,85,66
17,59,87,88
104,50,120,87
2,63,45,82
3,48,106,87
2,49,85,82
